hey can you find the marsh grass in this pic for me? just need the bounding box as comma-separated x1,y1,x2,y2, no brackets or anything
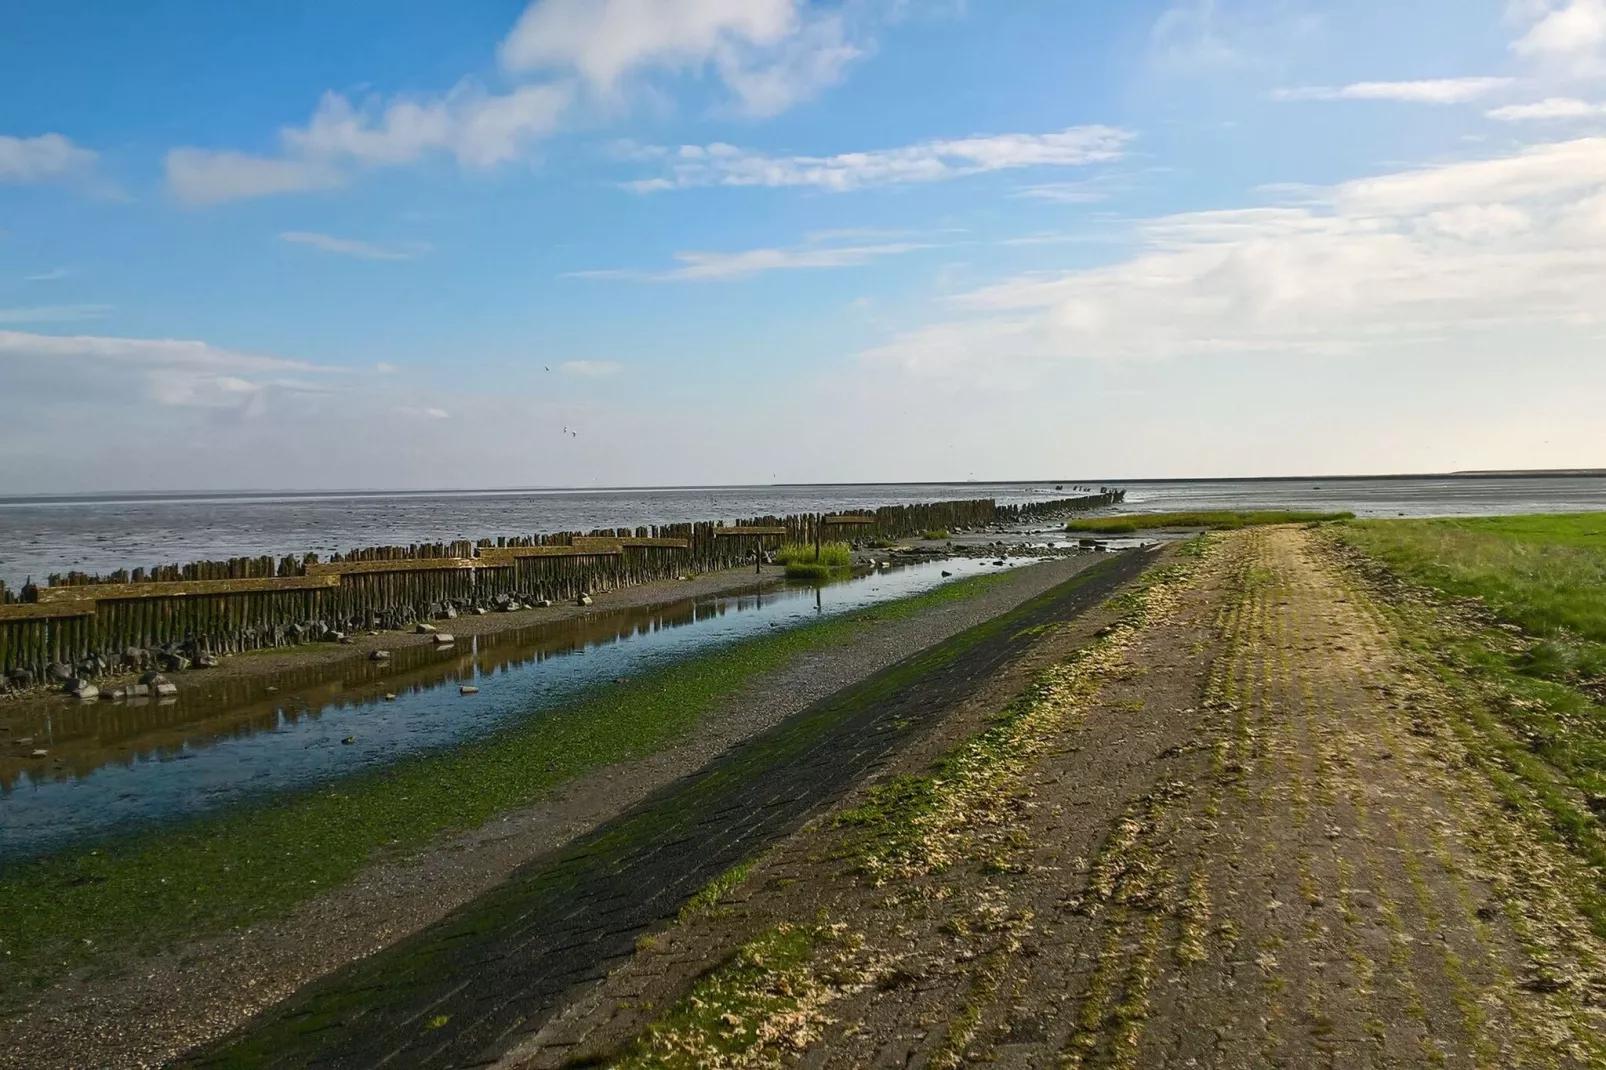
922,529,951,540
775,541,853,580
1067,511,1353,535
1334,515,1606,924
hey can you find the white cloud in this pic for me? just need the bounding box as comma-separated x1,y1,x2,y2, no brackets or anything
1271,78,1516,104
0,305,112,324
166,82,573,205
0,132,98,185
279,231,426,261
499,0,861,116
0,329,336,411
572,239,929,280
628,125,1133,192
24,268,71,282
559,360,624,376
1511,0,1606,74
166,150,342,206
861,137,1606,380
374,362,399,374
1489,95,1606,119
1150,0,1323,74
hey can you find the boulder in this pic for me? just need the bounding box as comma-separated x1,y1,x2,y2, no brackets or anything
138,671,168,686
158,653,191,673
459,685,479,695
65,680,99,700
195,653,220,669
154,682,179,697
102,688,126,701
433,634,456,645
46,662,73,683
437,605,458,621
577,594,594,607
7,668,34,689
122,646,147,669
415,622,438,634
128,683,152,697
370,650,392,661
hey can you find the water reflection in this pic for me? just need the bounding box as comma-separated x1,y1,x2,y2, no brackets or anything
0,556,1031,858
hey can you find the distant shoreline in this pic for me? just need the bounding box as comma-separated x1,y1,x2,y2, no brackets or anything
2,469,1603,507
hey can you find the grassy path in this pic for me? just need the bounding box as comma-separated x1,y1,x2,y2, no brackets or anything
521,527,1606,1069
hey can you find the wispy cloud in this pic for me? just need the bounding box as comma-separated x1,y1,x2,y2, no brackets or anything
1511,0,1606,76
0,132,99,187
1271,78,1515,104
625,125,1132,192
1488,96,1606,120
0,329,338,412
23,268,71,282
861,136,1606,381
559,360,624,376
279,231,427,261
501,0,865,117
570,238,930,280
0,304,112,324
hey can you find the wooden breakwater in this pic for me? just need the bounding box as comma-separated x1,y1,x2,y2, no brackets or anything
0,493,1119,685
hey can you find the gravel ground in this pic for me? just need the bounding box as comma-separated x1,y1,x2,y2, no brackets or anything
0,554,1107,1070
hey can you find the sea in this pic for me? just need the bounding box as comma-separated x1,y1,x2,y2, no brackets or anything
2,474,1604,590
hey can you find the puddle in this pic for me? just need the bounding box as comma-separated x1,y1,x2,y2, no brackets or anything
0,556,1035,858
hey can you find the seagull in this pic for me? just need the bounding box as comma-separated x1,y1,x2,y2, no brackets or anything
544,365,550,372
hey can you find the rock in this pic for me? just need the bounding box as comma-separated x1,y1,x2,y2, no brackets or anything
433,634,456,645
537,599,554,608
47,662,73,682
128,683,151,697
460,685,479,695
577,594,593,607
7,668,34,689
370,650,392,661
65,680,99,700
474,607,488,615
941,571,952,577
341,736,356,745
30,748,47,759
195,653,219,669
265,686,279,693
122,646,147,669
415,623,437,634
159,653,191,673
337,635,355,645
438,606,458,620
102,688,126,701
139,671,169,686
384,693,397,701
154,682,179,697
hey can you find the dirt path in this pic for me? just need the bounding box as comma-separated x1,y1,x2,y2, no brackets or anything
509,526,1606,1069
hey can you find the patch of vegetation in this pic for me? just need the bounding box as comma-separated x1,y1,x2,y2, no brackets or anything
1067,511,1353,535
0,568,1019,1008
678,856,759,923
921,529,951,541
774,541,853,580
608,922,871,1069
1330,518,1606,931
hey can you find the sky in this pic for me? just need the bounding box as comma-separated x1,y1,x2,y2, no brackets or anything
3,0,1606,493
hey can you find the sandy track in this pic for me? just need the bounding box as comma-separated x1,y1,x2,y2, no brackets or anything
515,527,1606,1068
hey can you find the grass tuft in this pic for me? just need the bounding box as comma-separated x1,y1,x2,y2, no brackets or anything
775,541,853,580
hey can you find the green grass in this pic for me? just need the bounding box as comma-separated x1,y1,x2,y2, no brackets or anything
1066,510,1354,535
0,567,1018,1008
775,540,853,579
1340,514,1606,647
677,856,759,923
921,529,951,541
1332,515,1606,932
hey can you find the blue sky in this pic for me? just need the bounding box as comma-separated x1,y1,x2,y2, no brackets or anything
3,0,1605,492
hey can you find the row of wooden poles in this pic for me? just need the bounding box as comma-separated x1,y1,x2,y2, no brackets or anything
0,492,1124,680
